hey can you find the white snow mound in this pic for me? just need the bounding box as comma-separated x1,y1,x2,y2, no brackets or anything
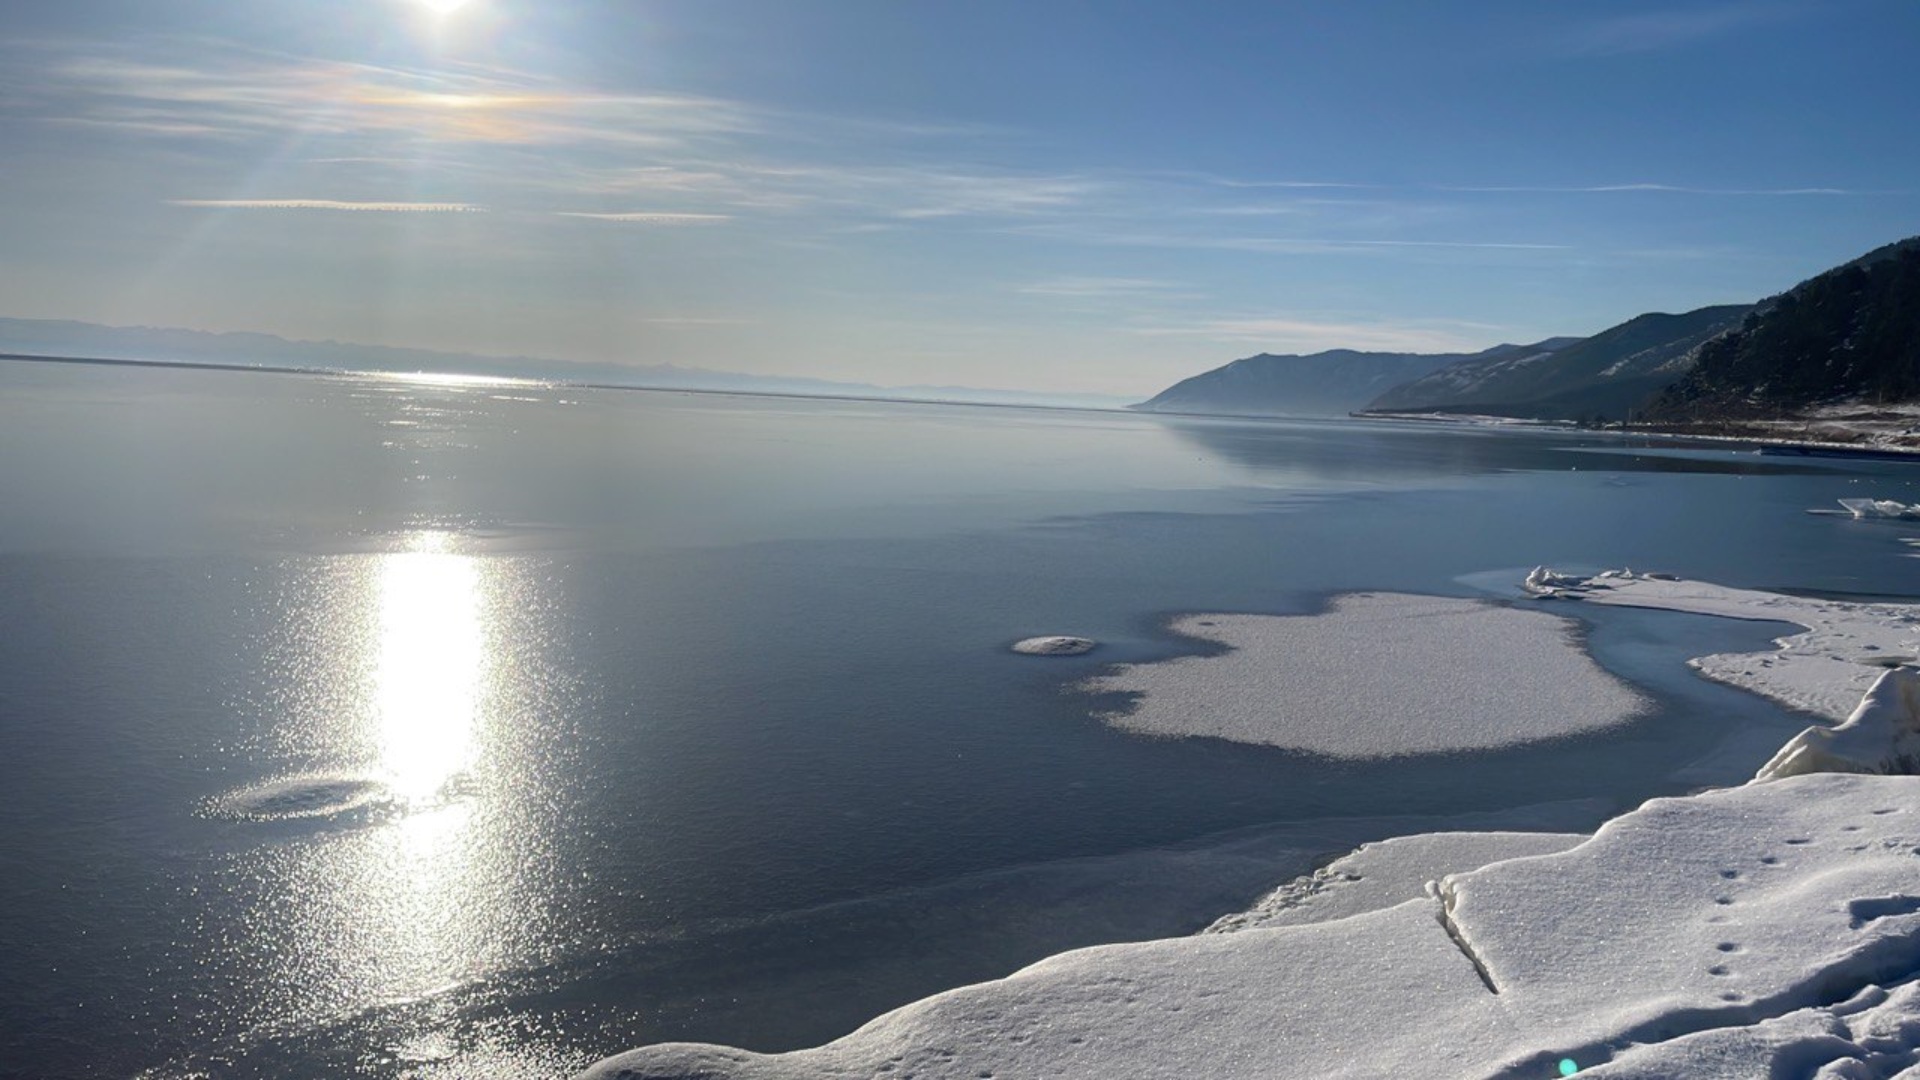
1758,666,1920,780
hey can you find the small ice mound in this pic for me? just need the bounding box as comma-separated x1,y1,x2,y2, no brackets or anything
1838,497,1920,520
1756,667,1920,780
1081,593,1653,757
211,774,396,822
1012,635,1096,656
1522,565,1589,596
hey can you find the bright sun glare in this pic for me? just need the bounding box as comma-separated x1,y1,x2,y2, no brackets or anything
416,0,474,17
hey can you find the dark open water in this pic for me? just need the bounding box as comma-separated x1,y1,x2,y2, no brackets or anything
4,361,1919,1079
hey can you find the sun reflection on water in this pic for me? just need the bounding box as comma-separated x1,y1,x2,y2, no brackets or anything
375,535,483,805
243,533,542,1042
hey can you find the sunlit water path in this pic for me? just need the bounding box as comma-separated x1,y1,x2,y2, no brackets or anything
3,362,1920,1078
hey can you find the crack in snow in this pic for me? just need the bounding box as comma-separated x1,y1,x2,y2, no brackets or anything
1436,881,1500,996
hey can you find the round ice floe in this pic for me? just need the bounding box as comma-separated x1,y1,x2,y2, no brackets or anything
1081,592,1652,757
211,774,395,821
1013,636,1096,656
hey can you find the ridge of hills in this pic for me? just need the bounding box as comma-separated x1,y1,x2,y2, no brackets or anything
1136,235,1920,435
1132,339,1582,418
1361,305,1751,422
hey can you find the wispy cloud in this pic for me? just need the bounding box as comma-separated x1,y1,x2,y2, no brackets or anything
545,159,1102,222
169,198,481,212
1187,204,1317,217
752,164,1099,220
24,37,1110,228
1317,239,1570,251
1563,3,1809,55
35,40,753,150
1129,315,1502,353
1016,276,1190,299
24,33,1872,269
1002,223,1574,256
555,211,732,224
1441,183,1870,196
1207,178,1381,191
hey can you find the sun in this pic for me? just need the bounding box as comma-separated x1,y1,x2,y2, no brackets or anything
415,0,474,17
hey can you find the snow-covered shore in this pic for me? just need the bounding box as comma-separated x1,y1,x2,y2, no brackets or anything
1357,403,1920,456
1523,567,1915,723
579,574,1920,1080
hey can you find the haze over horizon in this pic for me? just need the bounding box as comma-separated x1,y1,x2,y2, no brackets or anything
4,0,1917,396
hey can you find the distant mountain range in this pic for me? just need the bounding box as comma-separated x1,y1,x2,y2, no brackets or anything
1135,235,1920,429
0,318,1130,410
1132,341,1579,417
20,231,1920,427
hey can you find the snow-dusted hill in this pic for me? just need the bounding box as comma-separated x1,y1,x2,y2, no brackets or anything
1651,236,1920,425
1363,305,1750,422
1130,340,1580,418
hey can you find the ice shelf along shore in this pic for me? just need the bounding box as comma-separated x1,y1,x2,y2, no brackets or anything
1080,592,1651,757
580,572,1920,1080
1522,566,1919,723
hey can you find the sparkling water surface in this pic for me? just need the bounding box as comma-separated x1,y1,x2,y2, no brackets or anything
4,361,1920,1078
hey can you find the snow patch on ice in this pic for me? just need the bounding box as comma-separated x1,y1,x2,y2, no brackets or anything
1080,592,1652,757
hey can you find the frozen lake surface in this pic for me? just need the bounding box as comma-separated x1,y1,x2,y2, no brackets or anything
4,361,1920,1078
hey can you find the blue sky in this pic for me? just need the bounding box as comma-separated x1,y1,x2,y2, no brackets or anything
2,0,1916,394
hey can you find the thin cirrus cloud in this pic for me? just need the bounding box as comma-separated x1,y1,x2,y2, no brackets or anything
37,41,754,149
1202,176,1381,191
555,211,732,224
32,34,1870,265
1439,183,1868,196
1129,316,1502,354
1016,276,1191,299
1562,2,1810,55
1000,223,1575,256
169,199,482,212
27,38,1100,226
545,160,1101,221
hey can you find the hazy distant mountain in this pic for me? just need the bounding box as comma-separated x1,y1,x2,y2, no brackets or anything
1647,237,1920,421
1130,340,1582,417
0,317,1128,409
1362,305,1751,422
